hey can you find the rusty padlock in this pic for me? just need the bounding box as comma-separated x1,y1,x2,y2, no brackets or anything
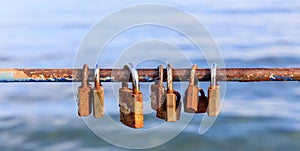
184,65,199,113
119,63,144,128
207,63,220,117
93,64,104,118
150,65,166,119
184,65,208,113
165,64,181,122
78,64,92,116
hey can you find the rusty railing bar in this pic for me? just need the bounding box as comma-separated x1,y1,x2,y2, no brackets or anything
0,68,299,82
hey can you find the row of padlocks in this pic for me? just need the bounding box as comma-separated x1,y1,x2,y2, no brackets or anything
77,63,220,129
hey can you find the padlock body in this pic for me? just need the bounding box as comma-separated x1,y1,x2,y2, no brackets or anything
184,85,199,113
150,84,166,110
119,88,144,128
176,100,181,120
166,93,177,122
78,86,92,116
93,86,104,118
207,85,220,117
156,103,166,120
151,84,166,119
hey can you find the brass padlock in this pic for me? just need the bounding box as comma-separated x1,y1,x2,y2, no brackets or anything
150,65,166,119
184,65,199,113
93,64,104,118
165,64,181,122
119,63,144,128
78,64,92,116
207,63,220,117
184,65,208,113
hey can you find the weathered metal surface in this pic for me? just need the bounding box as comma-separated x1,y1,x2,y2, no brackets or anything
207,64,220,117
0,69,76,82
93,65,104,118
166,64,176,122
207,85,220,117
93,87,104,118
166,93,177,122
119,63,144,129
165,64,181,122
0,68,299,82
184,85,199,113
151,65,164,110
184,65,199,113
119,86,144,128
151,65,167,120
77,64,92,117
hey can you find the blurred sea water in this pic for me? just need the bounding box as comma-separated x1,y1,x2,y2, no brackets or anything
0,0,299,151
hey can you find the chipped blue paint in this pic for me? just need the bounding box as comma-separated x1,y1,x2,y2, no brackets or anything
270,75,294,81
233,77,243,81
269,75,275,81
145,76,151,82
100,76,113,82
142,76,153,82
0,77,75,82
173,77,181,81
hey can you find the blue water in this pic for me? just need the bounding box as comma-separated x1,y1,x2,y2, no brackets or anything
0,1,300,150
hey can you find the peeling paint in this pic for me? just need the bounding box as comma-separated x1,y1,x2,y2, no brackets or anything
140,76,154,82
100,76,113,82
270,75,294,81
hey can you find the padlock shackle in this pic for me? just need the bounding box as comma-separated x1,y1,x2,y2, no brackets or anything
167,64,173,93
123,63,140,94
189,64,198,86
81,64,89,88
198,87,206,97
173,90,181,106
94,64,101,89
158,65,164,85
210,63,217,87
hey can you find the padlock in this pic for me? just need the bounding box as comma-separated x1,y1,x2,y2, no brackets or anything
207,63,220,117
93,64,104,118
184,65,200,113
183,65,208,113
119,63,144,128
78,64,92,116
150,65,166,119
165,64,181,122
